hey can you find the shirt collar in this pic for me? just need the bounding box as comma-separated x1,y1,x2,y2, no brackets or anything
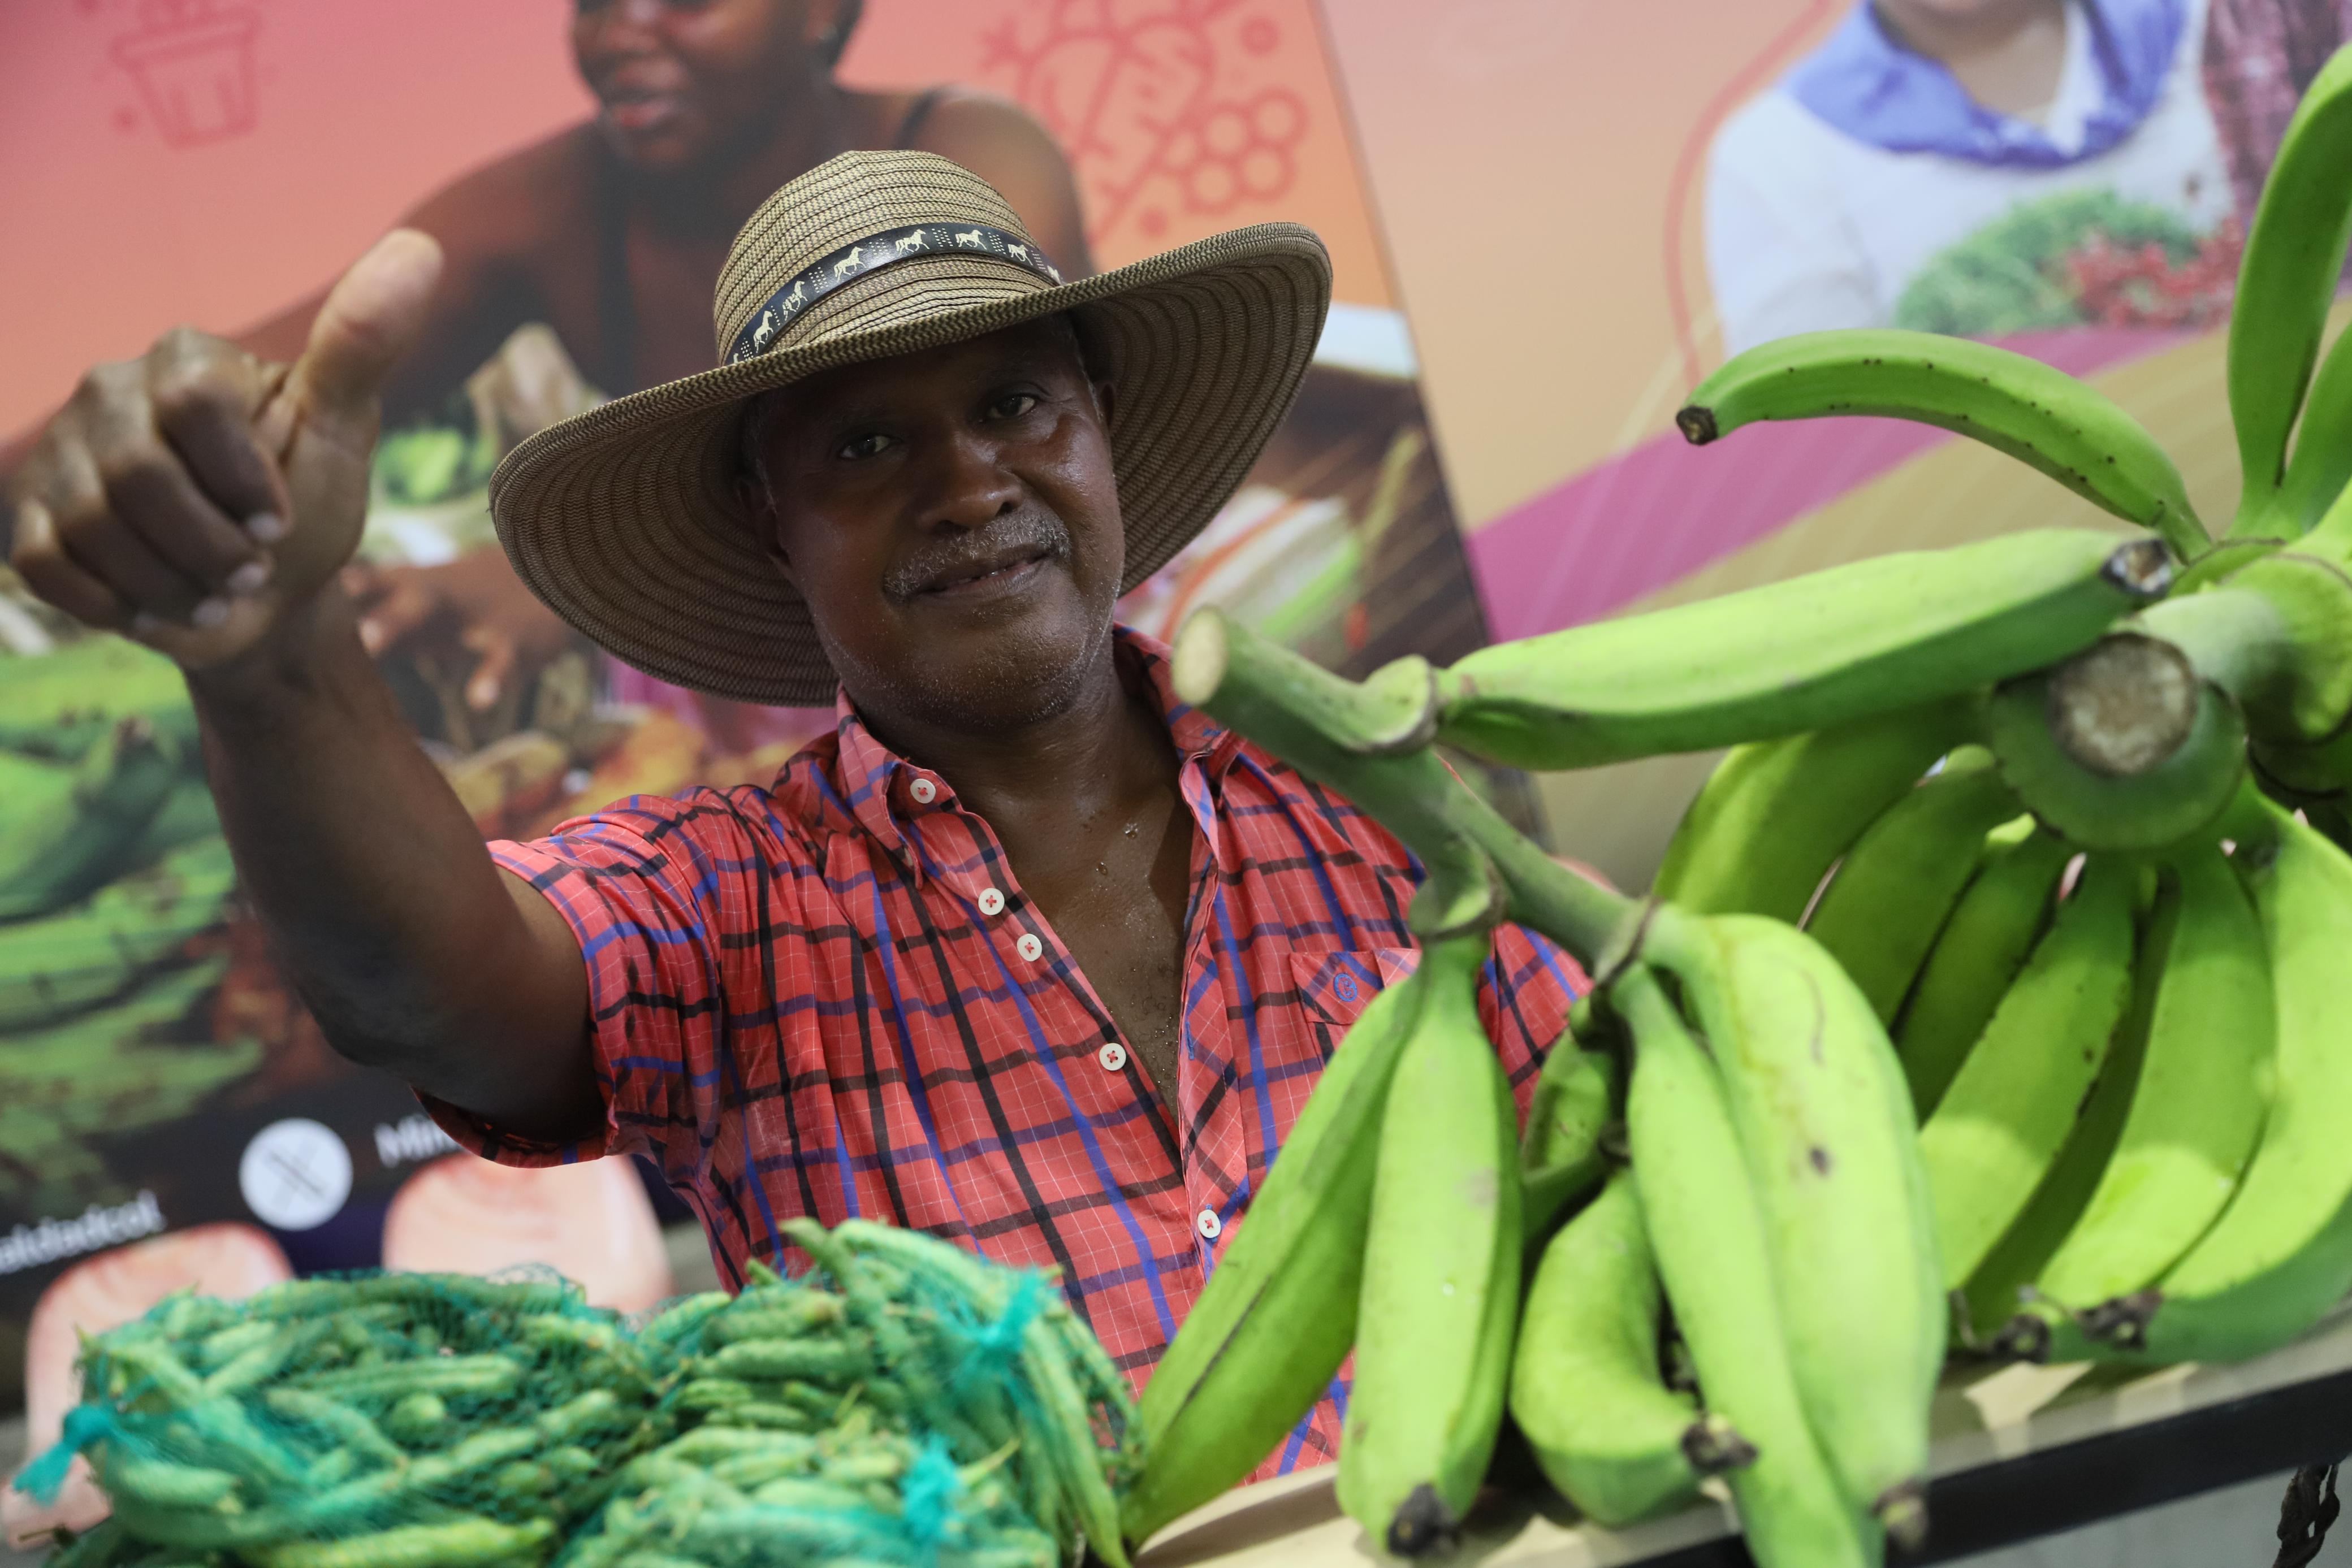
1787,0,2185,168
826,625,1235,874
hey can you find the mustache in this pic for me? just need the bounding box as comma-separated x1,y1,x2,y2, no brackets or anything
883,513,1072,599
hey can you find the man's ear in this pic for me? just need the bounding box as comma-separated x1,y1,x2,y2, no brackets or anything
737,475,798,585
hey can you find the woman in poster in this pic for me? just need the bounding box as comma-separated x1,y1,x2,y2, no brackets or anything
1700,0,2349,353
240,0,1092,742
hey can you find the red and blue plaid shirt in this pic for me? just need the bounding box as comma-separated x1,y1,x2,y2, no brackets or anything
430,629,1582,1480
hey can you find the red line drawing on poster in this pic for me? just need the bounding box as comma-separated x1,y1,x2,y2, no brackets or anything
982,0,1305,244
109,0,264,149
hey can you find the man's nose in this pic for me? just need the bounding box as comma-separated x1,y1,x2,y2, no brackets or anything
921,431,1022,531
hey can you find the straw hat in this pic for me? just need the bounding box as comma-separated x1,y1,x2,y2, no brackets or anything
487,149,1331,706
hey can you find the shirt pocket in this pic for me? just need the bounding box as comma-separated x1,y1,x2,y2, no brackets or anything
1288,946,1421,1033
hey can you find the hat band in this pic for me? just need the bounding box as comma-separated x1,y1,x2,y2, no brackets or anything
724,223,1064,365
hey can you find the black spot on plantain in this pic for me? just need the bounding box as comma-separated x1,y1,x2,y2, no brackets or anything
1387,1484,1463,1558
1809,1146,1832,1175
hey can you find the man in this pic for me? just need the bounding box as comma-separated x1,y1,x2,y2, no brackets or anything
5,152,1576,1480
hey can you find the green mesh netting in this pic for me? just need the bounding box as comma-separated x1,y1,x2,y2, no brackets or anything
14,1219,1134,1568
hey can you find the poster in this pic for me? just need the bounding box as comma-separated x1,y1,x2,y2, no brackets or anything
1320,0,2352,894
0,0,1508,1425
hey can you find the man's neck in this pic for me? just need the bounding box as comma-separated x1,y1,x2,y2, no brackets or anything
864,637,1181,834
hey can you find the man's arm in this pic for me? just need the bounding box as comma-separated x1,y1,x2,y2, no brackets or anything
4,233,601,1145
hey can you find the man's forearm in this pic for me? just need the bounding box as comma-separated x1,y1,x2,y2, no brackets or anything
185,588,596,1138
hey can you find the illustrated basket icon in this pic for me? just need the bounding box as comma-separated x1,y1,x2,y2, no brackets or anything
111,2,262,148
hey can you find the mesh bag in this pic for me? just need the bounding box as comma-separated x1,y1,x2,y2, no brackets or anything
16,1224,1136,1568
20,1268,674,1567
559,1218,1136,1567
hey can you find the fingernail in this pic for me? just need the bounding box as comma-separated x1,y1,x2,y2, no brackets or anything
358,620,383,654
469,676,500,710
129,612,163,641
247,512,287,543
191,597,231,629
228,559,271,595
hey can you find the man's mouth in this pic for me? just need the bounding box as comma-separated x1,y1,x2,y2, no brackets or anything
913,546,1052,600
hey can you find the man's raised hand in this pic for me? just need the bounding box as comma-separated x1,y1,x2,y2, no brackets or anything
7,229,443,669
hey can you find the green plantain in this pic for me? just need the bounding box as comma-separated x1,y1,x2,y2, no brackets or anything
1433,532,2170,772
1679,330,2204,557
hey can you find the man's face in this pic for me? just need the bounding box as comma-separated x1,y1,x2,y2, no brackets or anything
573,0,829,172
745,319,1126,737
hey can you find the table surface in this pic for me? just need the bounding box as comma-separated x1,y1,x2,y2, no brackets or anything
1134,1306,2352,1567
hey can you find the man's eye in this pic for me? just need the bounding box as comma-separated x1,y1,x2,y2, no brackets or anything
837,433,893,461
988,393,1041,421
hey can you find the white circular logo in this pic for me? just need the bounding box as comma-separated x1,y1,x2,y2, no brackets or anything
239,1119,353,1232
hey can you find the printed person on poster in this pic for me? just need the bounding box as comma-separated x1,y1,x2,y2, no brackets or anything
1702,0,2280,352
3,151,1581,1485
0,0,1092,750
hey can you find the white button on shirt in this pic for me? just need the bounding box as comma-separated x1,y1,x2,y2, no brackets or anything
909,777,937,804
1097,1042,1128,1072
1015,933,1044,963
1196,1210,1222,1240
978,887,1005,917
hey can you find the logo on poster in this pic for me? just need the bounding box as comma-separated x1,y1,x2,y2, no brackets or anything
100,0,268,149
239,1118,352,1232
0,1191,166,1276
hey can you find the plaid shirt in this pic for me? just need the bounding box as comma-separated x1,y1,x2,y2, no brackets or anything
429,629,1581,1480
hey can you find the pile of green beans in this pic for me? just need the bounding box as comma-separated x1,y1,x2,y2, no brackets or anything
44,1272,671,1568
29,1223,1136,1568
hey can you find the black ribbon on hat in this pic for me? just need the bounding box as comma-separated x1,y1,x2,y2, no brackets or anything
724,223,1064,365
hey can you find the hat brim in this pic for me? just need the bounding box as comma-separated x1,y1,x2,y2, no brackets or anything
487,222,1333,707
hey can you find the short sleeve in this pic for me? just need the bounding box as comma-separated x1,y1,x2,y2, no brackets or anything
1480,922,1587,1121
417,789,786,1191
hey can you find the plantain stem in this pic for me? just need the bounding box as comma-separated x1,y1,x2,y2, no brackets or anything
1170,609,1636,962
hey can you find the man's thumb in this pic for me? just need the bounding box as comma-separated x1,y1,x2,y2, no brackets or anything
280,228,443,438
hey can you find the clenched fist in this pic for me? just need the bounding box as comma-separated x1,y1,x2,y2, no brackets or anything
6,231,443,668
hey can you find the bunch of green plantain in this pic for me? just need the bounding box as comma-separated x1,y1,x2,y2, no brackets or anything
1126,41,2352,1568
1,631,252,1205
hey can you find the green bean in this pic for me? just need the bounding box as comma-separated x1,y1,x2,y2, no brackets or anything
383,1392,449,1444
705,1295,845,1345
305,1354,520,1402
704,1436,818,1489
262,1388,407,1470
193,1320,276,1369
97,1337,204,1409
202,1321,327,1397
534,1388,621,1445
671,1378,754,1412
244,1515,554,1568
740,1475,876,1513
701,1402,814,1432
639,1292,733,1349
305,1448,357,1488
520,1314,626,1360
97,1452,240,1510
492,1458,555,1497
704,1340,863,1383
545,1444,602,1481
678,1503,879,1560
